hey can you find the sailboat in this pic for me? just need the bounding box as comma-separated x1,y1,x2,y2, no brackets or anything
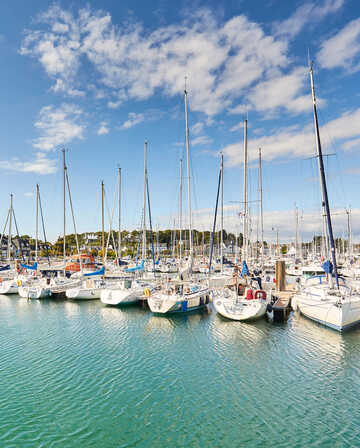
0,194,31,295
292,64,360,331
148,84,210,314
101,145,154,306
213,120,268,321
18,184,52,299
66,180,107,300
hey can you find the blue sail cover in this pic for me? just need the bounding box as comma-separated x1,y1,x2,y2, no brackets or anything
84,266,105,277
241,260,250,277
322,260,333,274
20,262,37,271
125,260,145,273
155,258,159,265
0,264,10,271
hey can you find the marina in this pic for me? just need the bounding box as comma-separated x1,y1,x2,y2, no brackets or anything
1,294,360,447
1,0,360,446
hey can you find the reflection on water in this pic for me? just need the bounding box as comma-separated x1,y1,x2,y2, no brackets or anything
0,295,360,447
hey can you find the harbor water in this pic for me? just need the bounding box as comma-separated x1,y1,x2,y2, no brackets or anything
1,295,360,447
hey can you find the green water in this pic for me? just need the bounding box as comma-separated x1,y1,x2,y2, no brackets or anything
1,295,360,447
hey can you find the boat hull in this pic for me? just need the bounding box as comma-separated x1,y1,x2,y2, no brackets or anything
100,288,142,306
66,288,102,300
0,281,18,295
214,298,267,321
18,286,51,299
293,293,360,331
148,289,210,314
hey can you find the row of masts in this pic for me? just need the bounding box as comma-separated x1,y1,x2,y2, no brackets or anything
0,67,351,282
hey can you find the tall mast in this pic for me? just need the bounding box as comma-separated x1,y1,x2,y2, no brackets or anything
101,181,105,265
258,148,264,265
179,158,183,262
35,184,39,263
7,194,13,263
346,208,352,260
243,119,248,260
118,167,122,259
220,153,224,272
184,82,193,256
142,141,147,260
62,148,66,260
310,64,339,287
295,203,299,259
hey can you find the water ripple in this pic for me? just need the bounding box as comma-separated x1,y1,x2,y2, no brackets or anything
1,297,360,446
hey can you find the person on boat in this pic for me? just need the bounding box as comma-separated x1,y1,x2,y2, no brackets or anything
250,270,262,290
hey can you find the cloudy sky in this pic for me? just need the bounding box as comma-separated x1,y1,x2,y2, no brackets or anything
0,0,359,242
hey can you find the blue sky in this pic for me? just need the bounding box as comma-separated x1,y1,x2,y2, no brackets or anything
0,0,360,242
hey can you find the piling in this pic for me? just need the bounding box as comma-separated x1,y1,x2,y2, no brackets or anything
275,260,286,292
271,260,292,322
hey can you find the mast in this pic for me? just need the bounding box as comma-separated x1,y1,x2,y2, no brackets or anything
243,119,248,260
179,158,183,262
142,141,147,260
101,181,105,265
35,184,39,263
346,208,352,260
184,82,193,257
7,194,13,263
118,167,122,259
295,203,299,260
258,148,264,265
220,153,224,272
62,148,66,261
310,64,339,288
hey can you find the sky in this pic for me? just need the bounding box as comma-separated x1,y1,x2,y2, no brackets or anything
0,0,360,243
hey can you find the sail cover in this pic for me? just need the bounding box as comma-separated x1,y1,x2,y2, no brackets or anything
84,266,105,277
322,260,333,274
20,262,37,270
125,260,145,273
241,260,250,277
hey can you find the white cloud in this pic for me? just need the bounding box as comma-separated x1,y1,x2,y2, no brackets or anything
229,104,248,115
121,112,144,130
342,138,360,151
317,18,360,72
0,153,57,175
247,67,313,114
20,5,291,116
192,135,213,146
24,192,34,197
97,121,109,135
191,122,204,135
230,122,246,132
222,108,360,166
33,103,85,151
274,0,344,39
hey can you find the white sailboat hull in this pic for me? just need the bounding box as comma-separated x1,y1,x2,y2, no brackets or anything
214,298,267,321
100,288,142,305
18,286,51,299
292,292,360,331
148,288,210,314
66,288,102,300
0,280,18,295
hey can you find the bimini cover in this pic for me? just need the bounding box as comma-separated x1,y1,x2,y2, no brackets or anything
322,260,333,274
125,260,145,273
20,262,38,271
84,266,105,277
0,264,10,271
241,260,250,277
